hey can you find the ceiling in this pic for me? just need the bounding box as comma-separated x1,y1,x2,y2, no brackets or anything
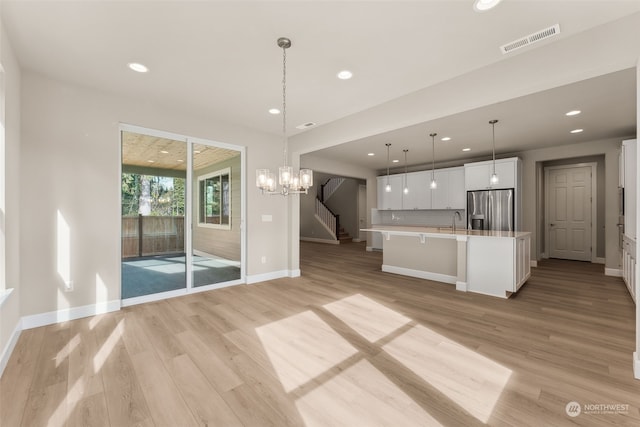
121,132,239,171
2,1,639,171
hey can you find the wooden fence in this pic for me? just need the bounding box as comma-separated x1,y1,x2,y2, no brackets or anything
122,215,185,258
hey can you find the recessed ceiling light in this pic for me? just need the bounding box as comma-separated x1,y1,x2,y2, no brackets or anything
367,153,375,156
177,159,184,162
570,129,584,134
441,137,451,141
194,150,201,154
566,110,581,116
337,70,353,80
392,159,399,163
473,0,503,12
462,148,471,152
128,62,149,73
268,108,280,115
160,150,169,154
147,159,155,163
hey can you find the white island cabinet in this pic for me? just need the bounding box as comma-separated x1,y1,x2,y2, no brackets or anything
361,226,531,298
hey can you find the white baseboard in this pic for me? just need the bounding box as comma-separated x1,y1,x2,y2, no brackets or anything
289,269,301,278
366,246,382,252
0,319,22,378
21,300,121,330
604,268,623,277
594,257,605,264
456,281,468,292
246,269,292,284
382,265,456,285
122,288,188,308
352,238,363,243
530,260,538,268
634,352,640,380
300,237,339,245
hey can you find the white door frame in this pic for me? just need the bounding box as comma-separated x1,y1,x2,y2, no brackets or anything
544,162,598,263
118,123,246,307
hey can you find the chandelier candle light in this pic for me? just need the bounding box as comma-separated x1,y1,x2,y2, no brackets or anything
429,133,437,189
489,119,499,185
256,37,313,195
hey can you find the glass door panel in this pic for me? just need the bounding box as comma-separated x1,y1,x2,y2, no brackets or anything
121,131,187,299
191,143,241,287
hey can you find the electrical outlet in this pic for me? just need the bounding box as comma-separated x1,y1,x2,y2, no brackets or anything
261,256,267,264
64,281,74,292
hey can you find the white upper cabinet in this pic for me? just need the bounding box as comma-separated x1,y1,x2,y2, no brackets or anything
464,158,518,191
431,167,465,209
377,175,403,210
404,171,431,209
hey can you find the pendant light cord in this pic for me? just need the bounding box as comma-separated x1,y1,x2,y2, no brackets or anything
282,43,288,168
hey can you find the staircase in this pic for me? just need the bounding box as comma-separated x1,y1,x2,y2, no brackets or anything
314,197,353,244
337,227,353,244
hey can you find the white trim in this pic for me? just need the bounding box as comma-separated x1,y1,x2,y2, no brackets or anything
530,260,538,267
246,270,295,284
456,281,468,292
605,268,623,277
21,300,121,330
0,287,13,308
594,257,605,264
544,163,597,262
122,288,188,307
0,318,21,378
634,352,640,380
290,269,301,278
300,237,339,245
382,264,457,285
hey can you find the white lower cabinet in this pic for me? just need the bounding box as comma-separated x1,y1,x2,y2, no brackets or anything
622,236,636,303
467,233,531,298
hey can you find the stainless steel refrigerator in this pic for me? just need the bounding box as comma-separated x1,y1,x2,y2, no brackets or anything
467,189,515,231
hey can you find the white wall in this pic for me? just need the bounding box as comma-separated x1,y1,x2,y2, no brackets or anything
0,17,22,375
19,70,290,318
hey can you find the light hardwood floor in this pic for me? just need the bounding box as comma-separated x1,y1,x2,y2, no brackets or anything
1,242,638,426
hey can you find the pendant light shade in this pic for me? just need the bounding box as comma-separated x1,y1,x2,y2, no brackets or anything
385,143,392,192
256,37,313,196
403,149,409,194
489,120,499,185
429,133,437,189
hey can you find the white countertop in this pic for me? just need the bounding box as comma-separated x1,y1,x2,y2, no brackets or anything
361,225,531,239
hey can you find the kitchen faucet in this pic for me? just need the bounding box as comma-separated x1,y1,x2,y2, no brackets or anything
452,210,462,233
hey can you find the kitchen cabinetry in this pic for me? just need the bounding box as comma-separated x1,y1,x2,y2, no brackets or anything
377,175,403,210
377,167,463,210
622,235,636,303
404,171,431,209
464,157,519,191
622,139,637,240
431,167,465,209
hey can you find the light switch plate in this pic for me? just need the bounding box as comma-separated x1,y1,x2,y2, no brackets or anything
262,214,273,222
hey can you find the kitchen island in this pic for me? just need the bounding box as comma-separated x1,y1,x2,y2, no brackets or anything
361,226,531,298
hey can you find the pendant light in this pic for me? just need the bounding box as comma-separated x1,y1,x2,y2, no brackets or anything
256,37,313,195
403,149,409,194
385,143,392,192
429,133,437,189
489,119,499,185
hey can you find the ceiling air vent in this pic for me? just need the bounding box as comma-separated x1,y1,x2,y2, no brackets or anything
296,122,317,130
500,24,560,54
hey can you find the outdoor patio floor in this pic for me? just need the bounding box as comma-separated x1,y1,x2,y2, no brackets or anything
121,253,241,299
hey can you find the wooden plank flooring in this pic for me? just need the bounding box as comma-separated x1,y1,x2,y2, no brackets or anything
1,241,639,426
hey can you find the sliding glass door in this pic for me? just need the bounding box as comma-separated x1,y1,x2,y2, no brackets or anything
120,127,244,304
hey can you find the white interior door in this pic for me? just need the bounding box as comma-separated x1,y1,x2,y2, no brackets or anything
547,166,593,261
